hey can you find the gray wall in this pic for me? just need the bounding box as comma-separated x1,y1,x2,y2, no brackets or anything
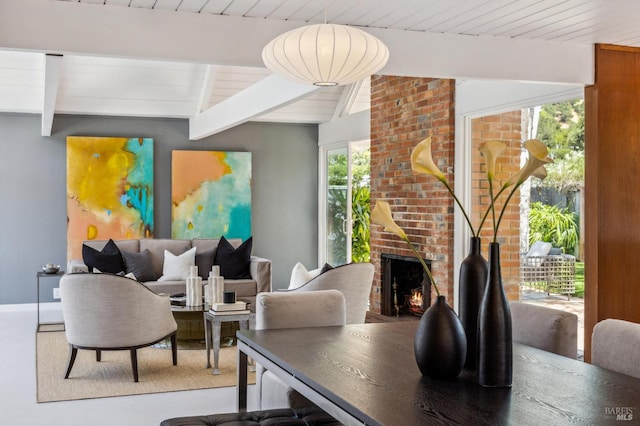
0,114,318,304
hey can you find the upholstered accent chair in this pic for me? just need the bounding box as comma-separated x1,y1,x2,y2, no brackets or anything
592,318,640,379
60,273,178,382
255,290,346,410
281,262,374,324
510,302,578,359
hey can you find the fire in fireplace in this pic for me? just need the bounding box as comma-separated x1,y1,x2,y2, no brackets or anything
406,288,424,316
381,253,432,317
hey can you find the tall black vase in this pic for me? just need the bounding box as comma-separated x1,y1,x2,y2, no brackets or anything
414,295,467,379
459,236,488,370
477,242,513,387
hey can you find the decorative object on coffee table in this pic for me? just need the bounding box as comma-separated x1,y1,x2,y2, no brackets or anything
186,265,203,307
207,265,224,304
223,291,236,304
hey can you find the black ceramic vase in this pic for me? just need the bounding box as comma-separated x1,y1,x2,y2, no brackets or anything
414,295,467,379
477,242,513,387
458,236,488,370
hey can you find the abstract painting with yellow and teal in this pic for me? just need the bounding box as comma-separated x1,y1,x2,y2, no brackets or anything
66,137,154,260
171,151,251,240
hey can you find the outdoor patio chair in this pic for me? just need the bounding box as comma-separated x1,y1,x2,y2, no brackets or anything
520,242,576,299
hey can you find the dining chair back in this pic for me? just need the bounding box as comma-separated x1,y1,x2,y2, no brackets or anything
255,290,346,410
511,301,578,359
592,318,640,378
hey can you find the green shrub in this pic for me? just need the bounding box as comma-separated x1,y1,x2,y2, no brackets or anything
352,185,370,262
528,202,579,255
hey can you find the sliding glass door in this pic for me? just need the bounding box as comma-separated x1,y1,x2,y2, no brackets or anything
321,141,370,266
325,146,351,266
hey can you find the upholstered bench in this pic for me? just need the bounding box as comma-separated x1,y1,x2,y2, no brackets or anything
160,407,342,426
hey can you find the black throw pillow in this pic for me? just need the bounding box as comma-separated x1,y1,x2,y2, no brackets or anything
195,248,216,280
320,263,334,274
121,249,155,282
82,239,125,274
214,236,252,279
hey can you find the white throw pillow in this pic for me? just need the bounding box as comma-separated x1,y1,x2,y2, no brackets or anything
288,262,322,289
158,247,196,281
526,241,552,257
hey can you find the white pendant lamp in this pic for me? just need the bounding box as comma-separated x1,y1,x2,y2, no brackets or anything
262,23,389,87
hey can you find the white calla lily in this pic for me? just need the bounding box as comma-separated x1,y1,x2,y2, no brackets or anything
411,137,446,181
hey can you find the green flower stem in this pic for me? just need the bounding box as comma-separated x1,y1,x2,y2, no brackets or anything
487,178,498,242
403,236,441,297
494,183,522,237
440,179,477,238
477,185,507,235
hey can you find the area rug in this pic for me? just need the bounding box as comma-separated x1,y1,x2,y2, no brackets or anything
36,331,255,403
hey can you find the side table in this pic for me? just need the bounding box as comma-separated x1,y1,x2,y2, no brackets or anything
36,271,65,332
203,310,254,375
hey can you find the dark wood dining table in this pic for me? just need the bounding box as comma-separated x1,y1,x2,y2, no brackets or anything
236,321,640,425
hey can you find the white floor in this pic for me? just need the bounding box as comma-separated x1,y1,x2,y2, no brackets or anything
0,303,258,426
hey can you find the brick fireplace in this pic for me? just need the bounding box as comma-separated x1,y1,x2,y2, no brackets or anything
369,76,522,315
380,253,432,317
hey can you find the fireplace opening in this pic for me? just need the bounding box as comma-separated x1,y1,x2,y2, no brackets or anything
381,253,432,317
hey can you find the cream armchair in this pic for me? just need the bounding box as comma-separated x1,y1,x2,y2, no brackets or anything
281,262,374,324
255,290,346,410
60,273,178,382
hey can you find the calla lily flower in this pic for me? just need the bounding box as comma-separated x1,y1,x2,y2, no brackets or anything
411,137,446,181
411,136,476,235
532,165,548,181
505,139,553,188
479,141,506,182
371,201,408,240
371,200,440,297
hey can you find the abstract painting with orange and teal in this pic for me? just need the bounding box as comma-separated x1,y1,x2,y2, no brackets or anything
67,137,154,261
171,151,251,240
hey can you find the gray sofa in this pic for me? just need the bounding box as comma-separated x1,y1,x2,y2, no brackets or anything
68,238,272,308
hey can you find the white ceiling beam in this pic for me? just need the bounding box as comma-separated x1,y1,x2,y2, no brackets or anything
319,110,371,146
0,0,593,84
196,65,217,115
41,53,63,137
189,74,320,140
332,81,363,120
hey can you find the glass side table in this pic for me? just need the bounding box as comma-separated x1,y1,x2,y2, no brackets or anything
36,271,65,332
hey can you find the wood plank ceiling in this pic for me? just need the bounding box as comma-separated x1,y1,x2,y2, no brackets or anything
2,0,640,128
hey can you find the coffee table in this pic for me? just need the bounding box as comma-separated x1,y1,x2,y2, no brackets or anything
204,310,254,375
170,302,208,339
